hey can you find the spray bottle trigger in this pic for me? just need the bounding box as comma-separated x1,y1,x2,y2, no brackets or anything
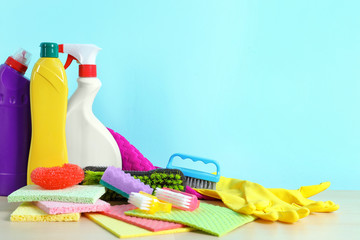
64,55,78,69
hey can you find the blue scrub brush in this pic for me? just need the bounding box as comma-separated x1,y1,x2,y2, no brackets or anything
166,153,220,189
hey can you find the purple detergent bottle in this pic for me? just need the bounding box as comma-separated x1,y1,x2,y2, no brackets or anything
0,49,31,196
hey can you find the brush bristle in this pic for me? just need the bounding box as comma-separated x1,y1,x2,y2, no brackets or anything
128,193,152,210
155,188,192,209
185,177,216,189
133,172,184,191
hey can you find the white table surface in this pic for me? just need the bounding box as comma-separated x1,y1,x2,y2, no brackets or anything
0,190,359,240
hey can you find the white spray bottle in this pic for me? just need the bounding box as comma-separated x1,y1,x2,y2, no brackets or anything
59,44,122,168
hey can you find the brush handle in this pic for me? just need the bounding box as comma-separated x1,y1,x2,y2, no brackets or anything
166,153,220,183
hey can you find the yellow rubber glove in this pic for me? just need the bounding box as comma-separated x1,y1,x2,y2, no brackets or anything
195,177,339,223
268,181,339,213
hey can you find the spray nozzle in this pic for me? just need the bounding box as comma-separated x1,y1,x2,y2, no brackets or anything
58,44,101,77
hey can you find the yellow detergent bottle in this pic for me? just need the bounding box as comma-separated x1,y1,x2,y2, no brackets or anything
27,42,68,184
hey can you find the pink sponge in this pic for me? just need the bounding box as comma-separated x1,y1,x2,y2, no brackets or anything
107,128,156,171
35,199,110,215
31,164,84,190
102,204,184,232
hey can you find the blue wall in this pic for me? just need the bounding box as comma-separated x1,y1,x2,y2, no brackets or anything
1,0,359,189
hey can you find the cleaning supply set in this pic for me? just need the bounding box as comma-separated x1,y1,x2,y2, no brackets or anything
0,49,32,196
2,41,340,238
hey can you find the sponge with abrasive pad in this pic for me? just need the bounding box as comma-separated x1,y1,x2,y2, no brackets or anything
31,163,84,190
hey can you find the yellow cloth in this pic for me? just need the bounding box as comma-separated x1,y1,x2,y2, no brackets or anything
195,177,339,223
85,213,193,238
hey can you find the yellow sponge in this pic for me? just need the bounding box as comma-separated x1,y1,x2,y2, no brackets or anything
10,202,80,222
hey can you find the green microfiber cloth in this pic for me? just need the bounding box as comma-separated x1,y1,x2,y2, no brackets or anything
83,167,185,201
8,185,105,204
125,202,256,237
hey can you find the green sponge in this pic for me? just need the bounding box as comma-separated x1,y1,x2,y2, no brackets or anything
83,167,186,200
8,185,105,204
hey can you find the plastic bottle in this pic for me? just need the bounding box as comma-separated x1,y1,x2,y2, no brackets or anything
0,49,32,195
27,42,68,184
58,44,122,168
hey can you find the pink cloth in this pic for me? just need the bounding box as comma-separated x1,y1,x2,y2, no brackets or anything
102,204,184,231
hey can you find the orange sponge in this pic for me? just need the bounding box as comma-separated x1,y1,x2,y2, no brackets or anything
31,164,84,189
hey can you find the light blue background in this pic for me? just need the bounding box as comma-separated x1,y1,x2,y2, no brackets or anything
1,1,359,189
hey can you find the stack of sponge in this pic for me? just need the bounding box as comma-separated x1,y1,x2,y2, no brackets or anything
8,184,108,222
8,165,109,222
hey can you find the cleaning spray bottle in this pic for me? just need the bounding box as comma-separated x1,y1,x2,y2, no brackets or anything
27,42,68,184
58,44,122,168
0,49,32,195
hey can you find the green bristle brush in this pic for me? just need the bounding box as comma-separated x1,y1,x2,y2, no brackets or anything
82,167,186,200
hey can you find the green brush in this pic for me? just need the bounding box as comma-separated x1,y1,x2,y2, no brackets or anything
82,167,186,200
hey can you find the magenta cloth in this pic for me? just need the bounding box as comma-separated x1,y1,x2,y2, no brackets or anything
185,186,218,200
108,128,156,171
101,204,184,232
107,128,213,200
